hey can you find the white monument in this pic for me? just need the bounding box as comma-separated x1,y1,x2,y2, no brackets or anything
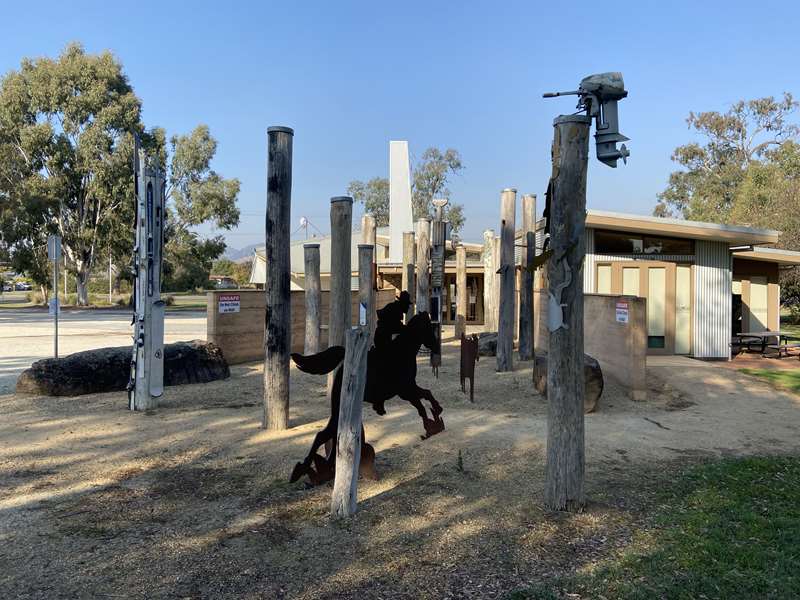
389,140,414,263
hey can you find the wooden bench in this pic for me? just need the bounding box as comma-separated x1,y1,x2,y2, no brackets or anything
765,343,800,359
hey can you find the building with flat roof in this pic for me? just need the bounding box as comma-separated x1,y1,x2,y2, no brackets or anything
249,210,800,360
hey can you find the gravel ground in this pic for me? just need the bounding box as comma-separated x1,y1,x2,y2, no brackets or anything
1,343,799,599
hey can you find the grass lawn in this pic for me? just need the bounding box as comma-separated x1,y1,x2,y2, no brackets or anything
740,368,800,394
511,457,800,600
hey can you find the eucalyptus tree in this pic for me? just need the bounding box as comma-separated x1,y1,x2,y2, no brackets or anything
0,44,240,303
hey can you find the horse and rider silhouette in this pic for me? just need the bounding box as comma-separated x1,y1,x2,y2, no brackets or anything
290,291,445,484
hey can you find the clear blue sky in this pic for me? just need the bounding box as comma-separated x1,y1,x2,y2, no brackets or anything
2,1,798,248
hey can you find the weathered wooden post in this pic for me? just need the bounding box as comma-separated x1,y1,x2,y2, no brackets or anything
331,249,373,518
519,193,536,361
455,244,467,338
361,215,377,337
544,115,591,511
329,197,353,349
357,244,374,328
303,243,321,354
482,229,496,331
497,188,516,372
328,196,353,397
263,126,293,430
402,231,416,321
415,218,431,314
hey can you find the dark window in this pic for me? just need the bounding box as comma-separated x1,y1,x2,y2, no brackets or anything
643,236,694,255
648,336,666,349
595,230,643,254
595,230,694,256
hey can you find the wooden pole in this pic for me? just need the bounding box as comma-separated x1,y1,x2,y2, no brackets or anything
482,229,496,331
331,248,371,518
330,326,370,518
519,193,536,361
361,215,377,337
415,218,430,314
303,243,321,354
328,196,353,349
544,114,590,512
263,126,294,430
455,244,467,338
402,231,415,321
497,188,516,372
357,244,374,328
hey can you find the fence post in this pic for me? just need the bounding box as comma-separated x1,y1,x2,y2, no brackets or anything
263,126,294,430
415,218,431,314
519,193,536,361
544,115,590,511
497,188,516,372
402,231,416,321
303,243,321,354
455,244,467,338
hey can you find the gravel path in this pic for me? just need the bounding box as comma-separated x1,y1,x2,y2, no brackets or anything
1,346,798,598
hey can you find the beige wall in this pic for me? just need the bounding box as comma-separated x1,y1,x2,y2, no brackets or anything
534,291,647,400
207,289,396,364
733,259,780,332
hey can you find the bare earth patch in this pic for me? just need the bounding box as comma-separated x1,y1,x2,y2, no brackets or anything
1,344,799,598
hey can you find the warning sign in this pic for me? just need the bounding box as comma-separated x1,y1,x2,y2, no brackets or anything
615,300,629,324
219,294,241,314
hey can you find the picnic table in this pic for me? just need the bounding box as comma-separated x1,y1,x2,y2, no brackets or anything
733,331,800,358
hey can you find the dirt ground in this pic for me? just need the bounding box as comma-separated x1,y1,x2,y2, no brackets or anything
2,343,800,599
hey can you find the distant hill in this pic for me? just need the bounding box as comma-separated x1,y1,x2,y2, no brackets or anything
222,243,261,263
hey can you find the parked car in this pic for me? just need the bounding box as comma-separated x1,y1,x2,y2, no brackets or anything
14,282,32,291
2,283,11,292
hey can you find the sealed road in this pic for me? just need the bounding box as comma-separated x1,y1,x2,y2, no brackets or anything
0,309,206,394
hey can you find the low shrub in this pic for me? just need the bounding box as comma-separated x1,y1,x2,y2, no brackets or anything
164,295,175,306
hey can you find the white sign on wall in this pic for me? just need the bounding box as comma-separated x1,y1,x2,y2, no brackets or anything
615,300,629,324
218,294,241,314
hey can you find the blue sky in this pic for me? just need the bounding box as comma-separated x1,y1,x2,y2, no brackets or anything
2,1,798,248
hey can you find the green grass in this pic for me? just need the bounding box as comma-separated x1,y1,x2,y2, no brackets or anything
740,368,800,394
511,457,800,600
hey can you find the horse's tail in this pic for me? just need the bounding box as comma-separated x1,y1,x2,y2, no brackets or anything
291,346,346,375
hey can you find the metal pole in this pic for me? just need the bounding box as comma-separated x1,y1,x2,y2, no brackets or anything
53,254,59,359
263,125,294,430
108,251,112,304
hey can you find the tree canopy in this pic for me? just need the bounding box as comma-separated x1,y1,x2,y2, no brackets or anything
0,44,239,302
654,93,800,302
347,146,466,233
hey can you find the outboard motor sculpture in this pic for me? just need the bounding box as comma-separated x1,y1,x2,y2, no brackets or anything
127,138,166,411
544,71,630,167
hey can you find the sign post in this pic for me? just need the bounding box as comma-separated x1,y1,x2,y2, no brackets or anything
47,234,61,359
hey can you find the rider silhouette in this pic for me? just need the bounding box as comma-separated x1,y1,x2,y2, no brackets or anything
374,290,411,350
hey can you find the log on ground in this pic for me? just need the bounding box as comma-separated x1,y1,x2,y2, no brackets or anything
533,351,603,413
16,340,230,397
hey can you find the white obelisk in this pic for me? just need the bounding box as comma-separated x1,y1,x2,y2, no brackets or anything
389,141,414,264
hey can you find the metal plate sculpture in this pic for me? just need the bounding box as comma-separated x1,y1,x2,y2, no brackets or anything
290,308,444,485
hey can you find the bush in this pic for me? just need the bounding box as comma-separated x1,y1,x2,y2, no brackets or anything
26,291,46,305
789,304,800,325
164,295,175,306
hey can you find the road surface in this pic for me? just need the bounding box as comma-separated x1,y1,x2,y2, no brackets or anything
0,308,206,394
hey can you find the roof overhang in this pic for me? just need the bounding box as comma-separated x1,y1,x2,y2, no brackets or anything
732,247,800,266
586,210,780,245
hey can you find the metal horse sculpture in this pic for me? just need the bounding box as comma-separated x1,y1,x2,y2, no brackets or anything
289,312,445,484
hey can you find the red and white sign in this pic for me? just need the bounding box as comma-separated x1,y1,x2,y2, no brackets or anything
219,294,241,314
615,300,629,324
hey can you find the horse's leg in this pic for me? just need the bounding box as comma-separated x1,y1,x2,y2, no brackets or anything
290,367,343,483
290,421,336,482
414,384,443,418
398,386,445,439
